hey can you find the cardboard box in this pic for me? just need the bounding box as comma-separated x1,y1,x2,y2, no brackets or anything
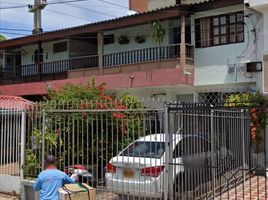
59,183,96,200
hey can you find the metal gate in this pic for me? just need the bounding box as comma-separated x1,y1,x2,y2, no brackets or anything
166,103,267,200
0,109,26,194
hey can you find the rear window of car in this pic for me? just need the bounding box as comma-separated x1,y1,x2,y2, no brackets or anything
121,141,165,158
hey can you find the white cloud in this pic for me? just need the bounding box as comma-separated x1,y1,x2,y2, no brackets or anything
0,0,130,38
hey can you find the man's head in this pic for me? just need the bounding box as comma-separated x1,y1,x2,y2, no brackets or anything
45,155,56,168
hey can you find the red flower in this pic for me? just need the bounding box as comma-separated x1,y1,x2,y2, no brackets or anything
79,102,89,110
112,113,127,119
251,108,257,113
114,105,128,109
104,95,113,101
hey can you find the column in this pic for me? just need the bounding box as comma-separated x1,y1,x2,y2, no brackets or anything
180,15,186,68
98,32,104,74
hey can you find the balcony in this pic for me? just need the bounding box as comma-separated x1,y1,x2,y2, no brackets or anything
0,44,194,85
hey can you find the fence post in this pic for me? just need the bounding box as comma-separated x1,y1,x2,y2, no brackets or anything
164,104,170,200
241,109,246,183
41,109,46,170
265,116,268,177
20,111,26,199
210,109,216,199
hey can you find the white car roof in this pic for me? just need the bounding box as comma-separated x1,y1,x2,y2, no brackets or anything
136,134,182,142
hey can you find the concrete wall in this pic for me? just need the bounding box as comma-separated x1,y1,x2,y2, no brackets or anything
147,0,176,10
192,5,262,90
21,39,69,65
103,20,175,55
129,0,148,12
0,175,20,194
112,86,194,104
247,0,268,93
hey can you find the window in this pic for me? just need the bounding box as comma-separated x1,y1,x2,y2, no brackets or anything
121,141,165,158
173,137,210,158
53,41,67,53
33,49,44,63
104,34,115,45
195,12,244,48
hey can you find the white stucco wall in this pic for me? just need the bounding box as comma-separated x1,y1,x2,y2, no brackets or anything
147,0,176,10
248,0,268,93
112,85,194,103
262,12,268,54
103,21,172,55
21,39,69,65
192,5,262,90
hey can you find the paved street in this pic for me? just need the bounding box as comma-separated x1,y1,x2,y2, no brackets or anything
0,194,18,200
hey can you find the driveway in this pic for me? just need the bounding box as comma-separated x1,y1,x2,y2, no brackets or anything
219,176,268,200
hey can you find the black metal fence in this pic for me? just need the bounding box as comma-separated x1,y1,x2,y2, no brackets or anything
0,101,267,199
167,103,267,200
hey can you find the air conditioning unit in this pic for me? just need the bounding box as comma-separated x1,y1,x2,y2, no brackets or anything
246,62,262,72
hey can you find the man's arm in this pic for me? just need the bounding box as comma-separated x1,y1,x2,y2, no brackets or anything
33,175,42,191
63,172,76,184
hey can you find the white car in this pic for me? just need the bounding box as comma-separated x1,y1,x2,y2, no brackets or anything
105,134,233,199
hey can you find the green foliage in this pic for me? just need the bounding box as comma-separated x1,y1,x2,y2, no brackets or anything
225,91,266,107
225,91,267,143
121,94,143,109
48,80,103,102
24,128,61,177
25,80,143,176
24,149,40,177
151,21,166,44
0,34,7,42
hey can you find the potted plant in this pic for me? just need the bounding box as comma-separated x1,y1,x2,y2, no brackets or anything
118,35,130,45
135,35,146,44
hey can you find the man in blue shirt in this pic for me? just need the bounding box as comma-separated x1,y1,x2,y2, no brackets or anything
33,155,77,200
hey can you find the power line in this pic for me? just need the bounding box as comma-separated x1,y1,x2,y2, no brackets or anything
45,8,91,22
48,0,128,9
0,27,32,32
69,4,118,18
0,31,28,36
0,0,128,10
94,0,128,9
0,2,28,6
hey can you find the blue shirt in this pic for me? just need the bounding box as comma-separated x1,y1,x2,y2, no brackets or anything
33,169,75,200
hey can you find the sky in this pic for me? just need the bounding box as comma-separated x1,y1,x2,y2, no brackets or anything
0,0,133,39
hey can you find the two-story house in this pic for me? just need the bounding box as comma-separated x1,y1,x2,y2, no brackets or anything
0,0,266,104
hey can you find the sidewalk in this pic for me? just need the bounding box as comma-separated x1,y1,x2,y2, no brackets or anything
219,176,268,200
0,193,18,200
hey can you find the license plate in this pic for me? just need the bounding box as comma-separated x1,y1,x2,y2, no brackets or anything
123,168,135,178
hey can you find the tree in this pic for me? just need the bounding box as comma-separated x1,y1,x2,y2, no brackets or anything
0,34,7,42
25,80,144,177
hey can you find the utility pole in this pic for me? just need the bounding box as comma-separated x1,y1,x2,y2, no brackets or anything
28,0,47,35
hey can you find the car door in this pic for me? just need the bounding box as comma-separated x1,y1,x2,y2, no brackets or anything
173,136,212,190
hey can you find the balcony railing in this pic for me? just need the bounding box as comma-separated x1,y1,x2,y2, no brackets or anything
21,55,99,77
0,44,194,83
103,44,194,67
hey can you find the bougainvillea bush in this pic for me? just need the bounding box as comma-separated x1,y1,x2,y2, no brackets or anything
25,80,143,176
225,91,267,143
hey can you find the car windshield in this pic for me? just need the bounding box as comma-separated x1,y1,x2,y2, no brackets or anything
121,141,165,158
